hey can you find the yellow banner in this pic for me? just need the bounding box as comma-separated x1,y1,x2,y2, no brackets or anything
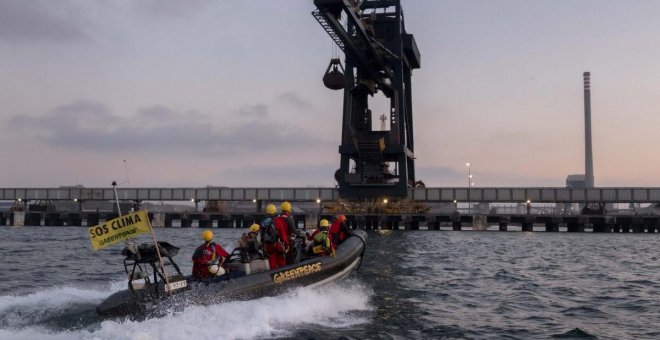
88,210,151,251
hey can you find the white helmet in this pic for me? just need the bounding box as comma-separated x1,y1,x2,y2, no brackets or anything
208,264,226,276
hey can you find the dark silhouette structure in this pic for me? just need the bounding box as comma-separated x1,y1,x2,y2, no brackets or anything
313,0,421,198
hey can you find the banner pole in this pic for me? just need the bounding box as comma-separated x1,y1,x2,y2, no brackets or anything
146,212,172,295
110,181,170,294
112,181,122,216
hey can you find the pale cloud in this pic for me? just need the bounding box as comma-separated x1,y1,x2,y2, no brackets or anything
237,104,269,119
0,1,87,43
275,91,312,109
5,100,325,157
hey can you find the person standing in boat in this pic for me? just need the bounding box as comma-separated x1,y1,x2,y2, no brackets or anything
278,201,304,265
192,229,229,280
262,204,289,269
329,214,352,248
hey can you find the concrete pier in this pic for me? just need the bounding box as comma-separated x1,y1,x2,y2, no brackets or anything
3,211,660,233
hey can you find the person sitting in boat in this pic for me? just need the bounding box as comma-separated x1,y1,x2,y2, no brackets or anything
329,214,352,248
278,201,304,265
307,219,334,257
238,223,263,261
261,204,289,269
192,229,230,280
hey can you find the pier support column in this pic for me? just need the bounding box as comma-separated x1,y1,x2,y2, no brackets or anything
366,216,378,230
86,213,100,227
499,222,507,231
545,222,559,232
356,216,365,230
593,223,612,233
0,213,5,226
209,214,223,228
230,215,242,228
45,213,63,226
199,219,212,228
632,224,644,233
388,217,400,230
451,213,462,231
621,224,630,233
66,213,82,226
149,213,164,228
567,222,584,232
12,211,25,226
522,222,533,232
24,212,41,226
164,214,173,228
604,223,615,233
428,221,440,231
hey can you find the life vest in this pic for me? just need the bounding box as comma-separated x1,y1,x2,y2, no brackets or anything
311,230,331,255
192,242,228,278
244,231,260,253
261,217,279,243
273,217,290,247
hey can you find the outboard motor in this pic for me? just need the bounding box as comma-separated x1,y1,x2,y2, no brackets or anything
323,58,345,90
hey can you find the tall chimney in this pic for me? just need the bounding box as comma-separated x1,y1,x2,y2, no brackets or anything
583,72,594,187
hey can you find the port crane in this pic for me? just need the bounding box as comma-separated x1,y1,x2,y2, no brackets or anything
313,0,421,199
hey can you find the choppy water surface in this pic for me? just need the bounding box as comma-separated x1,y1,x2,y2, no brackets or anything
1,226,660,339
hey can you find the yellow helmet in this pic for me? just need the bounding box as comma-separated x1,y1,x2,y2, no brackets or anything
266,204,276,215
201,229,213,242
250,223,260,233
281,201,292,212
319,219,329,227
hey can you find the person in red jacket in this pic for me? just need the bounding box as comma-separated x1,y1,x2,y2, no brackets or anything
279,201,303,265
329,214,352,248
192,229,229,280
262,204,290,269
272,206,291,268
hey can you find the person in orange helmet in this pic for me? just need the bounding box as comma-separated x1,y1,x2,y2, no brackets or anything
329,214,352,248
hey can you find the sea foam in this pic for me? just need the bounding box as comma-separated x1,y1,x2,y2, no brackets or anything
0,279,372,340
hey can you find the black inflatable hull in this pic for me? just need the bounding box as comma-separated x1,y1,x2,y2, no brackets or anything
97,230,367,317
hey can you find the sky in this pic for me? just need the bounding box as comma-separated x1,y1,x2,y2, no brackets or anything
1,0,660,189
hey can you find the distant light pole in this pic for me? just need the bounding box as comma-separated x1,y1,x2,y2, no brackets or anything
466,162,472,214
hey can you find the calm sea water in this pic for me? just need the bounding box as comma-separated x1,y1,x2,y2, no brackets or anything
1,226,660,339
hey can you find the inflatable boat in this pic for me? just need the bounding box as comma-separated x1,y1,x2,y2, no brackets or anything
97,230,367,317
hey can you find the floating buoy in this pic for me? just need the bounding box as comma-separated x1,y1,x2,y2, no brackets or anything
323,58,345,90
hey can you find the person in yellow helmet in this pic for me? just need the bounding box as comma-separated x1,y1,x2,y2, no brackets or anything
238,223,263,261
307,219,334,257
192,229,229,280
277,201,304,265
261,204,288,269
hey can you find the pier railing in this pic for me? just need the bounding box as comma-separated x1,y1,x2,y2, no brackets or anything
1,187,660,203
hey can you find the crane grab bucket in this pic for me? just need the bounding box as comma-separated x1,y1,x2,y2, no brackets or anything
323,58,345,90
